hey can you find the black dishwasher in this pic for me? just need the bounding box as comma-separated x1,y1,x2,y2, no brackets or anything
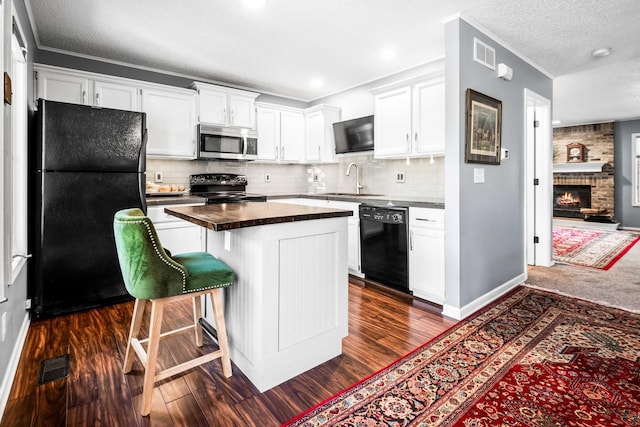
359,204,410,294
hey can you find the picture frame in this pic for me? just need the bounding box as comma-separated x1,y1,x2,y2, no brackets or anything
566,143,585,162
465,89,502,165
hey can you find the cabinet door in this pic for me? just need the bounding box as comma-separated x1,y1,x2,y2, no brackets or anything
305,110,323,162
256,107,280,160
409,225,444,304
94,80,140,111
198,89,228,125
155,222,205,254
36,70,89,105
141,87,196,159
229,94,256,128
413,79,445,155
280,110,304,162
374,86,412,158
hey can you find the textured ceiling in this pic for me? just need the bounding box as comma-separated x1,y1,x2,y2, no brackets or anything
25,0,640,125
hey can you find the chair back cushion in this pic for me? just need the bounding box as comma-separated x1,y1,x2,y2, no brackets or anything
113,208,188,299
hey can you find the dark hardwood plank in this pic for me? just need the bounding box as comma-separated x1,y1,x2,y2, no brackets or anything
1,282,456,426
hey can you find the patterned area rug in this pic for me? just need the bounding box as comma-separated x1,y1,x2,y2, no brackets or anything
552,227,640,270
283,287,640,426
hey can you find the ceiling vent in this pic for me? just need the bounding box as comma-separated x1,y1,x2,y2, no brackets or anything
474,38,496,70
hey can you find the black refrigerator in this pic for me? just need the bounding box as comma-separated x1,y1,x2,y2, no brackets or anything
29,99,147,319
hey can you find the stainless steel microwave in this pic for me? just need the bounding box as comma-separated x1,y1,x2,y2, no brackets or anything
197,124,258,161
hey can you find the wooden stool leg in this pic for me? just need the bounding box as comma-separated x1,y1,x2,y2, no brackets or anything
123,299,146,373
210,289,232,377
141,299,164,416
193,294,203,347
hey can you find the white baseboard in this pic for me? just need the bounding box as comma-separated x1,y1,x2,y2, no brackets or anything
442,274,525,320
0,313,30,422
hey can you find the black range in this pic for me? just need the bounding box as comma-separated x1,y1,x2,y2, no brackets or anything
189,173,266,204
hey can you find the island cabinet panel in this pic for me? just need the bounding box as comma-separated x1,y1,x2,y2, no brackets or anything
204,217,348,392
278,232,339,349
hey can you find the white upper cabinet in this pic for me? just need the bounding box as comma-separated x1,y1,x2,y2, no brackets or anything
93,80,140,111
192,82,259,129
256,103,304,162
373,86,412,157
35,65,140,111
35,68,90,105
372,71,445,159
304,105,341,163
280,110,305,162
140,85,197,159
412,78,445,155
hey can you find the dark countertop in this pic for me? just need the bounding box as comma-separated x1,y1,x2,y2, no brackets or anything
165,202,353,231
267,193,445,209
146,195,206,206
147,193,444,209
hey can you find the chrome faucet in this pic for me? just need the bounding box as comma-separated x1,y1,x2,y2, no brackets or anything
346,162,364,195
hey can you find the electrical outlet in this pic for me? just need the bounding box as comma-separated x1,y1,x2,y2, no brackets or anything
2,312,7,342
154,171,163,183
396,172,405,183
265,173,271,183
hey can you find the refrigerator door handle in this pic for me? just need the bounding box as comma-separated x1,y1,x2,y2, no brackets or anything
139,128,148,213
138,129,148,173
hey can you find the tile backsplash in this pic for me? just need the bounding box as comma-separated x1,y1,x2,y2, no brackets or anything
146,154,444,201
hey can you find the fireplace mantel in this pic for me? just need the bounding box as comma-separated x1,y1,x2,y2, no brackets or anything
553,162,607,173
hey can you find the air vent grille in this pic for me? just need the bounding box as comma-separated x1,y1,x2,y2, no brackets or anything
474,38,496,70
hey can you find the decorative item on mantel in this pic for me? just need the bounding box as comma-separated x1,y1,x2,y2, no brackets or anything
566,143,585,162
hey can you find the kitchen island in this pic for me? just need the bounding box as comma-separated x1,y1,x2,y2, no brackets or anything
164,202,352,392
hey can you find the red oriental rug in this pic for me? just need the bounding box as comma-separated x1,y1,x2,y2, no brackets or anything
552,226,640,270
283,286,640,426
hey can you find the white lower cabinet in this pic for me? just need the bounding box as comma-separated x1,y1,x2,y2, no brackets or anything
147,204,205,254
409,207,445,304
270,198,361,275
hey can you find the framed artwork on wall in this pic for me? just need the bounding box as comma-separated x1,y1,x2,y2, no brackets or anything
465,89,502,165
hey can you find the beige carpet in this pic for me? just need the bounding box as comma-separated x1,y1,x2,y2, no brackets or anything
527,229,640,313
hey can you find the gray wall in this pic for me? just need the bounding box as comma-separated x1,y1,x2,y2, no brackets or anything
444,19,552,309
615,119,640,229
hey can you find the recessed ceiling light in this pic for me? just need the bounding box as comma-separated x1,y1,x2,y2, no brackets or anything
311,78,323,88
591,47,611,58
380,48,396,60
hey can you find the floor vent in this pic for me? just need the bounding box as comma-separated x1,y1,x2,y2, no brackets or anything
37,354,70,385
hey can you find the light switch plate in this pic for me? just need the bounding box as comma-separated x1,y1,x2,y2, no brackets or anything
154,171,163,183
474,168,485,184
396,172,405,183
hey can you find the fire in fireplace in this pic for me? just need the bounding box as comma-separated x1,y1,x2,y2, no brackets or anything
553,185,591,218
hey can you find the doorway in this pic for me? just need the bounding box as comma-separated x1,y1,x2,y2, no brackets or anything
524,89,552,267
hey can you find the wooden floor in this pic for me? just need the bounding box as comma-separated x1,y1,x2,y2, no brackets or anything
1,282,456,426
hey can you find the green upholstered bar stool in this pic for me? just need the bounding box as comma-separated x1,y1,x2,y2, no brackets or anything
113,208,233,416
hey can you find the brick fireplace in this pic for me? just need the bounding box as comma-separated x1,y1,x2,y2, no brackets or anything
553,123,615,220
